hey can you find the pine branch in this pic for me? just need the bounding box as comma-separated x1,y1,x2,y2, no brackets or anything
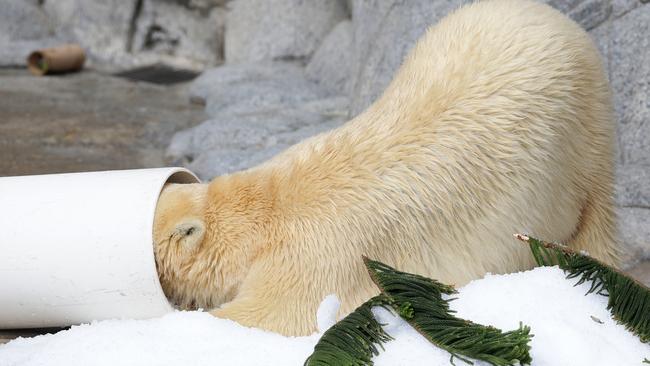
305,258,533,366
515,234,650,343
364,258,533,366
304,295,394,366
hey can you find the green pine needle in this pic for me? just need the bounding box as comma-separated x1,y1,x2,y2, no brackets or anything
516,234,650,343
304,295,394,366
365,258,533,366
305,258,533,366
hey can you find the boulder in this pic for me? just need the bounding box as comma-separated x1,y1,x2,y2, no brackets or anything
588,7,650,265
224,0,348,63
588,22,611,80
189,61,306,103
611,0,640,18
305,20,354,96
131,1,226,69
543,0,584,13
171,61,349,179
188,62,330,117
544,0,613,30
616,165,650,208
0,1,54,41
203,74,329,118
619,207,650,265
0,38,63,67
167,99,347,179
1,0,228,70
0,0,57,66
608,6,650,263
41,0,136,69
610,8,650,171
566,0,612,30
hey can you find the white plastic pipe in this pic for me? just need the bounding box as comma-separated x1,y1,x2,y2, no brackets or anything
0,168,199,328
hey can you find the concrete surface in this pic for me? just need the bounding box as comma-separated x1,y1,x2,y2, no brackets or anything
0,68,205,176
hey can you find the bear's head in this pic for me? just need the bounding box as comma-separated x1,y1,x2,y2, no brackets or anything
153,183,211,309
153,176,275,310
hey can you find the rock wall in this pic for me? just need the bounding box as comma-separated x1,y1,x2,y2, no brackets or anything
225,0,348,63
0,0,226,71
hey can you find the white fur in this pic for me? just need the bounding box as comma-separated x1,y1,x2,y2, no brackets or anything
154,0,620,336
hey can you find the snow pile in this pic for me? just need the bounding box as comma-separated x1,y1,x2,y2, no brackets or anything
0,266,647,366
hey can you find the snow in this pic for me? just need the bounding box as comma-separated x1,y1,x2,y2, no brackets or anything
0,266,647,366
315,294,340,333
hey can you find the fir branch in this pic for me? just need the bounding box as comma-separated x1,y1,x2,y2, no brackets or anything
364,257,533,366
516,234,650,343
306,259,533,365
304,295,394,366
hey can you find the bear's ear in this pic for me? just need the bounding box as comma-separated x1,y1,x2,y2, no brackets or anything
173,218,205,252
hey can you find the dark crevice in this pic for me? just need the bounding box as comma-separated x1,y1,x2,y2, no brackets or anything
272,55,309,66
126,0,144,53
143,24,180,51
620,205,650,210
113,64,199,85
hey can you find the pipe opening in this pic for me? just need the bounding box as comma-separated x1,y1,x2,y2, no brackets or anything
152,169,201,307
27,52,47,75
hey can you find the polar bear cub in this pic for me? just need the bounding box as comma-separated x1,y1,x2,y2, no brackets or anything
153,0,620,336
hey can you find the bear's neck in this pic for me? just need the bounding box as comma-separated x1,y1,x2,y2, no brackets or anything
238,109,402,224
206,69,438,236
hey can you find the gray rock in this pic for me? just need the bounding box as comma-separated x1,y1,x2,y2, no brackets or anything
0,38,63,67
189,61,306,103
566,0,612,30
544,0,614,30
167,100,347,179
203,79,327,118
611,0,641,19
171,60,350,178
0,0,58,66
543,0,584,13
0,1,55,41
131,1,226,69
42,0,136,69
188,119,345,179
0,0,228,70
348,0,468,116
610,7,650,172
188,62,330,118
305,20,354,96
588,22,611,81
609,6,650,261
224,0,348,63
616,164,650,207
618,207,650,265
300,96,349,118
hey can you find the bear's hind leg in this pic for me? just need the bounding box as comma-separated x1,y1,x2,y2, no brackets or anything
567,188,622,268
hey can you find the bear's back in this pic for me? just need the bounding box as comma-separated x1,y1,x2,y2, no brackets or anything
264,0,616,286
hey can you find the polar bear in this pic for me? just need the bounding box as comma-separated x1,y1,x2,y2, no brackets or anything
153,0,621,336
